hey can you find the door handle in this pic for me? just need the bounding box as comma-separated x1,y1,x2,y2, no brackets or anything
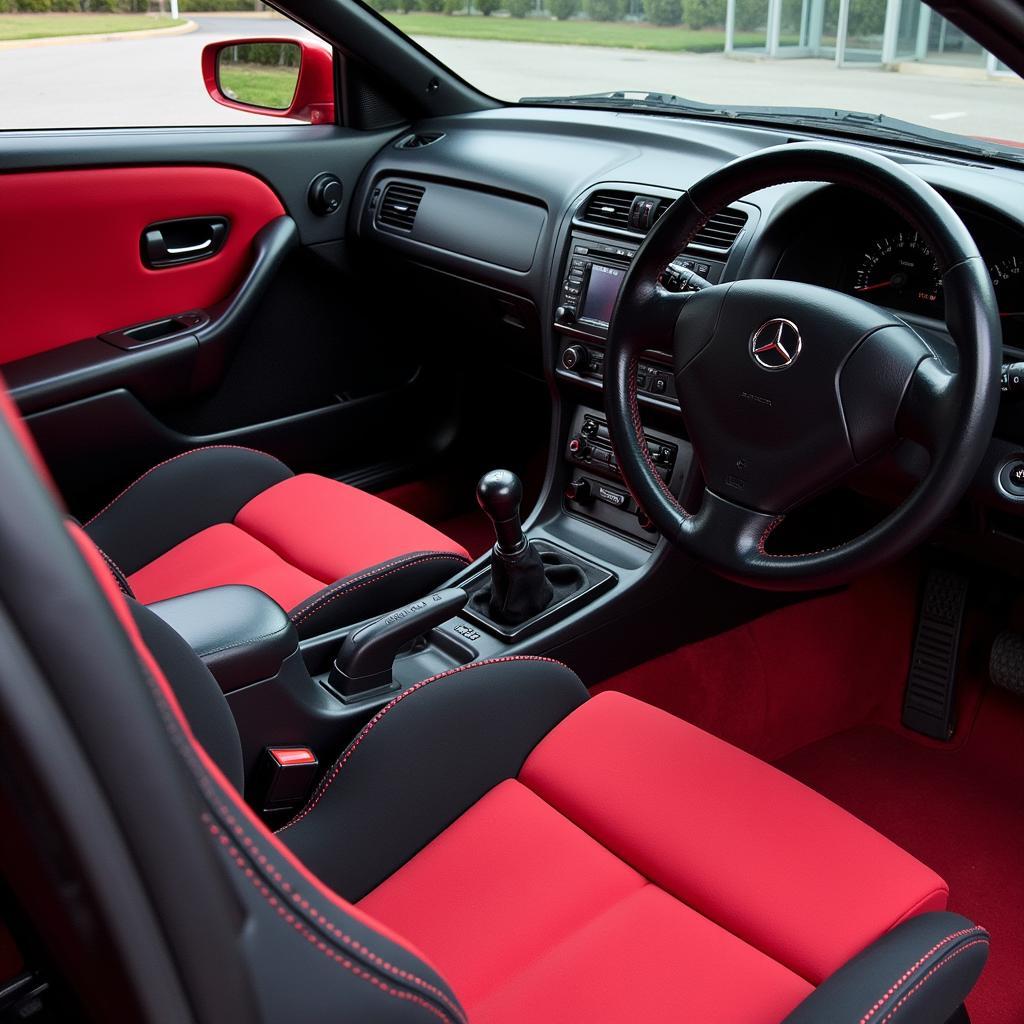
141,216,229,269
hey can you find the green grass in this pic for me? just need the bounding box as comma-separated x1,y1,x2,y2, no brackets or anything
384,12,768,52
0,14,183,42
219,63,299,110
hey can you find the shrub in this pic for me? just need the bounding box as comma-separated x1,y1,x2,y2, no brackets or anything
476,0,500,12
506,0,531,16
643,0,680,24
547,0,577,18
682,0,724,29
420,0,445,11
398,0,419,13
584,0,624,19
443,0,464,14
733,0,766,31
0,0,16,12
86,0,119,10
50,0,80,9
15,0,52,11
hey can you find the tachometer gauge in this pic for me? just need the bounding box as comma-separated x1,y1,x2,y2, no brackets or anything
991,255,1024,344
853,232,943,314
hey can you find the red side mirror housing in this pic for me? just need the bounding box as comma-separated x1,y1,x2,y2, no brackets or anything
202,38,335,125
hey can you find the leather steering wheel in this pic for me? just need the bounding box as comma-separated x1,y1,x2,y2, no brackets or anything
604,142,1001,590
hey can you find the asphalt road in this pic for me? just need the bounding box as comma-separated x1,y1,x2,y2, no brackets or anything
1,13,1020,144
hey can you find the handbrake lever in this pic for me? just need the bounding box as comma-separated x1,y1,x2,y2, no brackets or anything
327,587,468,700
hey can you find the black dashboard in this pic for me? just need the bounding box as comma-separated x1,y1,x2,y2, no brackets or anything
351,105,1024,560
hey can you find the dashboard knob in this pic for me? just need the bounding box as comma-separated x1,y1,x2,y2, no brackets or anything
561,344,589,371
555,305,576,325
568,435,590,458
565,478,592,503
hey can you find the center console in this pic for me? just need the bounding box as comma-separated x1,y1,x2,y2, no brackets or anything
549,195,740,544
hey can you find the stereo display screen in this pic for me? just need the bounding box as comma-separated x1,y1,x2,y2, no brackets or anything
580,264,625,325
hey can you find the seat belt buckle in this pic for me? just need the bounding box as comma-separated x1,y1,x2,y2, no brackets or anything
259,746,319,813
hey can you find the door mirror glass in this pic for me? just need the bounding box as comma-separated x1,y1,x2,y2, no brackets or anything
216,42,301,112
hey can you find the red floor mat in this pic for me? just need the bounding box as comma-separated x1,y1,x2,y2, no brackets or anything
592,566,920,762
777,689,1024,1024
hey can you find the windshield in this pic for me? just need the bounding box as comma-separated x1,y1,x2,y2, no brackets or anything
379,0,1022,156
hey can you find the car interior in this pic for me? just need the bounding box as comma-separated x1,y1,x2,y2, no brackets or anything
1,0,1023,1021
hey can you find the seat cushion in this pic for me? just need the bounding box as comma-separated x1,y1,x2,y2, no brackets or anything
361,779,813,1023
84,447,471,637
360,692,948,1022
520,692,948,984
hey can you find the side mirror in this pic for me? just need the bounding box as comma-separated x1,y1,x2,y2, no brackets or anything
202,38,334,124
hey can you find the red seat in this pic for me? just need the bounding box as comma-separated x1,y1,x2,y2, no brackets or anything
82,446,471,636
358,692,947,1023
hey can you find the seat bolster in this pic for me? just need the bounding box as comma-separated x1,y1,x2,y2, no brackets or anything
278,658,589,902
781,912,988,1024
288,551,475,638
84,446,293,574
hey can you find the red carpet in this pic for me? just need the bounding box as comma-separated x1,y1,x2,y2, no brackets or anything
777,690,1024,1024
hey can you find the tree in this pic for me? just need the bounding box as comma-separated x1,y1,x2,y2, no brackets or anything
477,0,500,13
506,0,531,16
643,0,681,25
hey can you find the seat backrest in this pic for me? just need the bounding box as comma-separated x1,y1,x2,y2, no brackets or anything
0,382,466,1024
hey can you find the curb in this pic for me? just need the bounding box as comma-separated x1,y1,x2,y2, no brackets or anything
0,18,196,51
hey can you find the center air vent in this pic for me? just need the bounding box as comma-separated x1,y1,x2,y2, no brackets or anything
581,190,635,230
378,182,425,232
686,206,748,254
580,189,669,234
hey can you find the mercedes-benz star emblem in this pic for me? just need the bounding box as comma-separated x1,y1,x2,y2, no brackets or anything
750,318,802,371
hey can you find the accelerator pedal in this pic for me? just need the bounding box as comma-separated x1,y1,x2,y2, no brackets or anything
990,632,1024,697
901,568,969,741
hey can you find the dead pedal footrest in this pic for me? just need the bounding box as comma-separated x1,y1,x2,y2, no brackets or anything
901,568,968,741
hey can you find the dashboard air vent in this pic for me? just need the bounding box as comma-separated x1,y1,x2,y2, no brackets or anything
378,182,425,232
396,131,445,149
686,206,748,254
581,190,635,230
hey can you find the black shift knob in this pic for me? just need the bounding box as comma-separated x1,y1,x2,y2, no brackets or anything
476,469,525,554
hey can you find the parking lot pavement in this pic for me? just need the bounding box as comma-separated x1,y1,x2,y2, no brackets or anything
1,13,1020,145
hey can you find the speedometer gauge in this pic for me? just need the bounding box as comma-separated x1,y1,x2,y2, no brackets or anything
853,232,942,314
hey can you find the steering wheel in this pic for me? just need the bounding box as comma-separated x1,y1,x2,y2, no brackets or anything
604,142,1001,590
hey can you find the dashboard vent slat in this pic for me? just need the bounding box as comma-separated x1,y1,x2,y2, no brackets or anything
581,190,636,230
378,183,425,232
686,207,749,253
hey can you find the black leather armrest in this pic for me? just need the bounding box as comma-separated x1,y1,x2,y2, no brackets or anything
782,912,989,1024
147,585,298,693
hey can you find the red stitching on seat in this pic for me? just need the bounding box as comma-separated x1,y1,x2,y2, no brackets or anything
207,819,452,1023
288,552,471,626
877,939,990,1023
82,445,277,526
204,800,465,1019
277,655,568,833
858,927,988,1024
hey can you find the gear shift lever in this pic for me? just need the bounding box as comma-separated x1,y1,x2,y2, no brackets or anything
476,469,553,624
476,469,527,554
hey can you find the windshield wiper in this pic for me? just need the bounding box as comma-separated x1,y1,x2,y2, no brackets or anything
522,92,1021,163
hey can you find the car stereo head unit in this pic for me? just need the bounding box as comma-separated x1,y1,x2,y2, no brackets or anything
556,237,637,334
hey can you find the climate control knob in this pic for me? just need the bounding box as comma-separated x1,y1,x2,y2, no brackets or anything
565,478,592,504
561,344,589,372
555,306,576,325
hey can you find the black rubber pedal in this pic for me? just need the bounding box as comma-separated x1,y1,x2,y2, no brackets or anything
902,568,968,740
990,631,1024,697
